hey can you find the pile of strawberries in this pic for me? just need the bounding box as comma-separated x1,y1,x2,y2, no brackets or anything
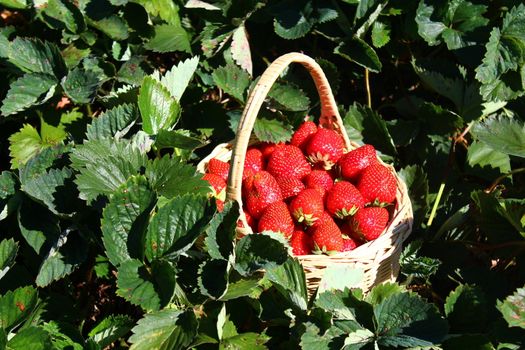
202,120,398,256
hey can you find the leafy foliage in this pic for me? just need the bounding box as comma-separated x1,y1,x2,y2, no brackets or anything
1,0,525,348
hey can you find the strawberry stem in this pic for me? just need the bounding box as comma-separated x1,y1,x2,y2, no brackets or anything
427,182,445,226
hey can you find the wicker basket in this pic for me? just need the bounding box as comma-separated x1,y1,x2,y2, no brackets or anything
198,52,413,294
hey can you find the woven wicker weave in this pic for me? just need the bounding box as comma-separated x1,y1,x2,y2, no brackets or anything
198,53,413,294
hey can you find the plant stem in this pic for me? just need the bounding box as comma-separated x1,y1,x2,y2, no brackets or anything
427,182,445,227
86,104,93,118
485,167,525,193
365,68,372,108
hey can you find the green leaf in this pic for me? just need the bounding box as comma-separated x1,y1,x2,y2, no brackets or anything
101,176,156,267
335,37,382,73
445,284,488,333
234,232,289,276
371,21,390,48
198,259,228,299
18,198,61,255
220,332,270,349
35,232,88,287
475,5,525,101
160,56,199,101
397,165,429,227
19,145,71,184
318,265,365,294
219,277,264,301
116,259,162,311
6,326,53,350
471,114,525,158
135,0,181,25
88,315,134,349
497,285,525,329
273,1,315,40
70,139,148,203
300,322,345,350
374,292,448,347
498,199,525,238
315,289,359,320
145,155,209,199
139,76,181,134
8,125,44,170
5,37,67,76
128,309,197,350
117,56,150,86
212,63,251,102
90,15,129,41
39,0,86,34
366,283,407,305
0,239,18,280
1,73,57,116
343,329,375,349
399,240,441,281
267,81,310,112
253,117,293,144
231,24,252,75
343,103,397,155
40,321,84,350
0,286,38,331
86,103,139,140
145,194,213,260
20,168,74,215
467,140,511,174
0,0,29,9
154,129,207,151
266,258,308,311
0,171,16,199
204,201,238,261
145,24,191,53
61,68,102,104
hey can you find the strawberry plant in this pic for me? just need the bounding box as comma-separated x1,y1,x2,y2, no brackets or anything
1,0,525,349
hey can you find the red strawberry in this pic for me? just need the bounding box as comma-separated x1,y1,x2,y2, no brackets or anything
291,121,317,151
312,216,344,252
338,144,378,182
306,128,345,169
203,173,226,212
258,201,294,238
207,158,230,181
244,171,282,219
243,148,264,180
275,176,305,200
237,209,256,231
267,144,311,180
290,229,313,255
350,206,389,241
289,189,324,226
325,181,365,218
342,236,359,251
259,142,284,160
304,170,334,199
357,164,397,204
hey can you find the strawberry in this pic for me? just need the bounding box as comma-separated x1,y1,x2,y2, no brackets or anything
312,216,344,252
243,148,264,180
350,206,389,241
357,164,397,204
291,120,317,151
342,236,359,251
338,144,378,182
259,142,284,161
237,209,256,230
325,181,365,218
203,173,226,212
306,128,345,169
289,189,324,226
304,170,333,199
290,229,313,255
207,158,230,181
267,144,311,180
275,176,305,200
258,201,294,238
244,171,282,219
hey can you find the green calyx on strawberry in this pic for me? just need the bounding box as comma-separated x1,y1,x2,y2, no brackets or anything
325,181,365,219
289,188,324,226
258,201,294,238
338,144,378,182
244,170,282,219
306,128,345,170
357,164,397,205
267,144,311,180
350,206,389,241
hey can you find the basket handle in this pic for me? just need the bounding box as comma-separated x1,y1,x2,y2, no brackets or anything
227,52,350,203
